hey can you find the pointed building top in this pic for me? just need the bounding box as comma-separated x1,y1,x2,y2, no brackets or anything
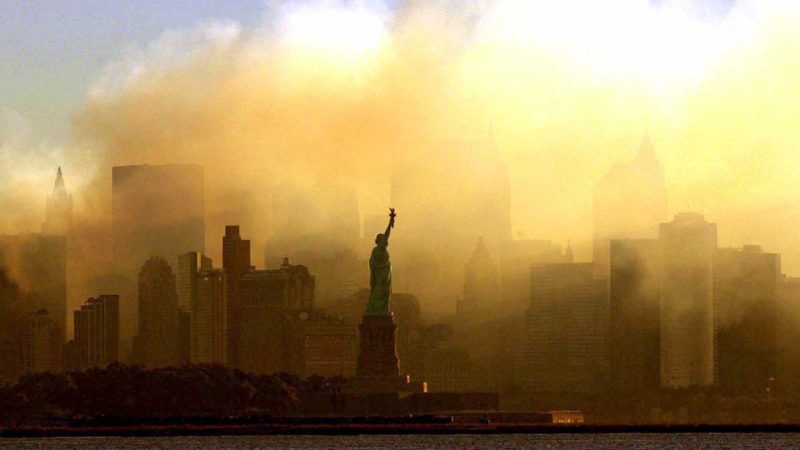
634,133,659,168
53,166,66,193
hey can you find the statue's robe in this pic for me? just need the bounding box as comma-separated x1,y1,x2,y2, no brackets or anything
365,244,391,316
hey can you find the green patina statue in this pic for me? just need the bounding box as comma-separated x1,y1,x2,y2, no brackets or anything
364,208,396,316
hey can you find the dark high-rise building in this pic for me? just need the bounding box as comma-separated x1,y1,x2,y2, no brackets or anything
135,257,179,367
778,276,800,394
20,309,62,374
521,263,608,395
659,213,717,388
222,225,250,368
238,258,314,374
176,252,212,364
609,239,661,396
713,246,780,396
111,164,204,341
459,237,499,316
0,233,67,344
70,295,119,370
594,134,668,275
192,268,227,364
42,167,73,237
301,312,358,377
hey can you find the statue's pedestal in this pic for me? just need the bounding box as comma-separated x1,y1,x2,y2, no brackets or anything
351,314,422,394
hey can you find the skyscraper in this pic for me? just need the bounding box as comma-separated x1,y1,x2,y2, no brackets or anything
222,225,250,368
191,268,227,364
20,309,61,374
659,213,717,388
135,257,179,367
459,237,499,316
713,246,780,396
521,263,608,395
609,239,661,396
0,234,67,344
177,252,212,363
111,164,205,341
498,239,570,309
71,295,119,370
42,167,73,237
238,258,314,374
594,134,668,275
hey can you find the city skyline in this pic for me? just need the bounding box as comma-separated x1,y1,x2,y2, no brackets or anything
4,0,800,431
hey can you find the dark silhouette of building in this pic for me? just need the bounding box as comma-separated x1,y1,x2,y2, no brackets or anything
238,258,314,374
660,212,717,388
20,309,62,374
134,257,179,367
459,237,499,316
301,311,358,377
405,324,476,392
222,225,250,368
176,252,212,363
594,134,668,275
609,239,661,396
521,263,608,395
778,276,800,395
111,164,205,341
192,268,227,364
42,166,73,237
69,295,119,370
714,246,780,396
0,233,67,345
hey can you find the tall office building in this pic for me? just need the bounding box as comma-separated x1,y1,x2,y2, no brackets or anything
42,167,73,236
239,258,315,374
594,134,668,275
659,213,717,388
135,257,179,367
70,295,119,370
176,252,212,363
0,234,67,344
521,263,608,395
20,309,61,374
301,312,358,377
459,237,499,315
191,268,227,364
609,239,661,395
222,225,250,368
111,164,205,340
713,246,780,395
498,239,571,309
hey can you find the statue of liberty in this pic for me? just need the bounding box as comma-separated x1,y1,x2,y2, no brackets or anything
364,208,396,316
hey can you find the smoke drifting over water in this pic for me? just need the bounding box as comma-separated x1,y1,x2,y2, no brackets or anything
4,0,800,316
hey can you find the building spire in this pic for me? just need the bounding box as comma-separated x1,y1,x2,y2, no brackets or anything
53,166,65,193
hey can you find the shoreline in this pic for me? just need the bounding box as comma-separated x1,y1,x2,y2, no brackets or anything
3,423,800,438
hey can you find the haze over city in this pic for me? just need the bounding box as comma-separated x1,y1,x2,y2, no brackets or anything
3,0,800,432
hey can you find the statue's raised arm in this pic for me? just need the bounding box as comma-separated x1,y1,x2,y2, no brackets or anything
384,208,396,240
